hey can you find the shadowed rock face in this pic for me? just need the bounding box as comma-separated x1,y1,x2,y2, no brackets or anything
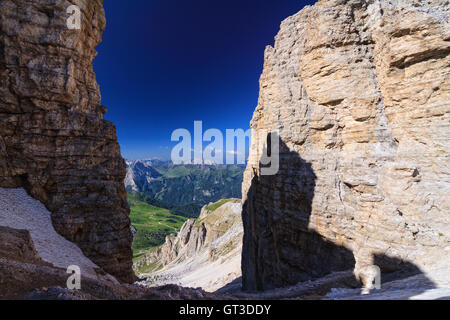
0,226,45,266
0,0,134,282
242,0,450,291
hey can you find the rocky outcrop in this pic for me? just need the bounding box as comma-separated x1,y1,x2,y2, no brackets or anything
0,0,133,282
243,0,450,291
0,241,226,300
0,226,46,266
0,190,232,300
0,188,115,281
136,199,243,292
125,160,163,193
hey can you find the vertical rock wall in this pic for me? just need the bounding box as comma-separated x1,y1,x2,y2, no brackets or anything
243,0,449,291
0,0,134,282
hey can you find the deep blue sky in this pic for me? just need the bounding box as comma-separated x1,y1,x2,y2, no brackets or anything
94,0,315,160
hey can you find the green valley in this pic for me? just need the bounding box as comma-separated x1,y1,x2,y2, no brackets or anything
128,193,187,260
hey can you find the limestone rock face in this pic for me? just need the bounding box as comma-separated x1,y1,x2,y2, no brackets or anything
242,0,450,291
0,0,133,282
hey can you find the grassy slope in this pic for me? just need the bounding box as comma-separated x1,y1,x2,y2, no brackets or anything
205,198,235,211
128,193,187,260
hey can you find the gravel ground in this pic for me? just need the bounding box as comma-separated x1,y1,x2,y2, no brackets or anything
326,268,450,300
0,188,101,280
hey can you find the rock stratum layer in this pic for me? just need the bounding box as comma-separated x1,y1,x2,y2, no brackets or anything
0,0,133,282
243,0,450,291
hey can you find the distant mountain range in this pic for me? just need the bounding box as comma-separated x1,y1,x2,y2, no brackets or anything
125,160,245,217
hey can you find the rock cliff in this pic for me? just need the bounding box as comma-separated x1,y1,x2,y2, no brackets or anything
0,0,133,282
242,0,450,291
136,199,243,292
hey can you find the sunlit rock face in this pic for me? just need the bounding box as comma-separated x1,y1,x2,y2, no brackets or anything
242,0,450,291
0,0,134,283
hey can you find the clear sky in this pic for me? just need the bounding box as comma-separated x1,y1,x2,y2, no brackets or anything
94,0,315,160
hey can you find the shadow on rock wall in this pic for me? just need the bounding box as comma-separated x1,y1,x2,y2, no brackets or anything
238,136,436,298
